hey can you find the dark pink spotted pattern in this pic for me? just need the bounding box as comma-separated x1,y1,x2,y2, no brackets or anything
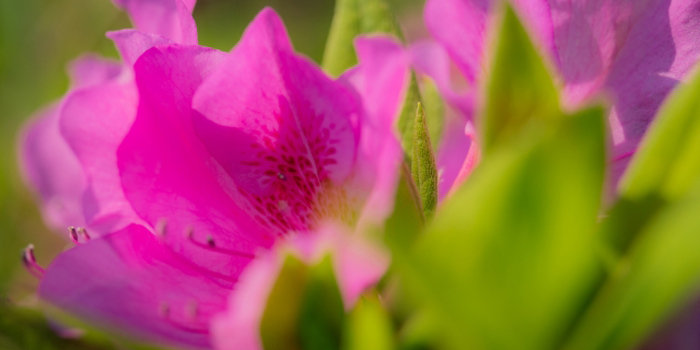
195,95,359,240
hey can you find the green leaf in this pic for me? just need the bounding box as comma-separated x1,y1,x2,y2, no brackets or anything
420,77,446,147
564,186,700,350
411,103,438,220
260,254,345,350
342,295,394,350
481,3,560,154
384,162,424,251
397,73,423,155
322,0,401,77
322,0,361,77
401,106,606,350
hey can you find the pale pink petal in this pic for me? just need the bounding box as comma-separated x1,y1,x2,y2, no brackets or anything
604,0,700,187
424,0,491,83
211,225,389,350
39,224,231,350
409,40,474,117
107,29,174,66
117,44,265,277
446,121,481,199
59,81,143,234
436,116,472,200
18,105,86,231
67,54,123,90
192,8,361,235
111,0,197,45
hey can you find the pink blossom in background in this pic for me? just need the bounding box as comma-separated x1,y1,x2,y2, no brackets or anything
24,2,402,349
211,224,389,350
19,0,202,236
424,0,700,193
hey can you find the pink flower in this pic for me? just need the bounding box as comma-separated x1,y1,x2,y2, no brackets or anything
210,224,389,350
24,4,402,349
424,0,700,191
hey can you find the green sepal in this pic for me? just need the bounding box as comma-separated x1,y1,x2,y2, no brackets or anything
397,72,422,156
411,103,438,220
420,77,446,147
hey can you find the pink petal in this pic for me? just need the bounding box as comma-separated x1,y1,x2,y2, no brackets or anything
436,116,472,200
445,121,481,199
117,44,265,277
192,8,361,235
344,36,408,227
67,54,123,90
107,29,174,67
408,40,474,117
39,224,231,350
424,0,491,83
604,0,700,187
211,225,389,350
18,105,86,231
59,81,143,234
111,0,198,45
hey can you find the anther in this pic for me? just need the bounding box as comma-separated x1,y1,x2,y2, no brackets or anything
186,229,254,259
21,244,45,279
68,227,80,244
278,173,287,181
155,219,168,238
77,227,91,240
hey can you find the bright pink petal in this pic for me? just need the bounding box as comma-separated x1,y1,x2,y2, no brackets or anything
18,105,86,231
211,225,389,350
345,36,407,227
39,224,231,350
192,8,361,236
59,81,143,234
117,44,265,277
111,0,197,45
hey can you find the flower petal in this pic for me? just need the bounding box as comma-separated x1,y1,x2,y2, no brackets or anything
111,0,197,45
18,105,86,231
107,29,174,67
604,0,700,186
39,224,230,350
192,8,361,235
67,54,123,90
59,81,143,234
117,44,265,276
344,36,407,227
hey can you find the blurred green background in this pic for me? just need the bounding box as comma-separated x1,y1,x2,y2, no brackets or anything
0,0,424,301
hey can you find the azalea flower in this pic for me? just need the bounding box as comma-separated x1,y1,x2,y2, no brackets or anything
423,0,700,191
20,1,404,349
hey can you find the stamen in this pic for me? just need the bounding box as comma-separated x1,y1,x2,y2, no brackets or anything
277,173,287,181
155,219,168,238
77,227,91,241
68,227,80,244
159,302,208,334
185,228,255,259
22,244,44,279
68,227,92,244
